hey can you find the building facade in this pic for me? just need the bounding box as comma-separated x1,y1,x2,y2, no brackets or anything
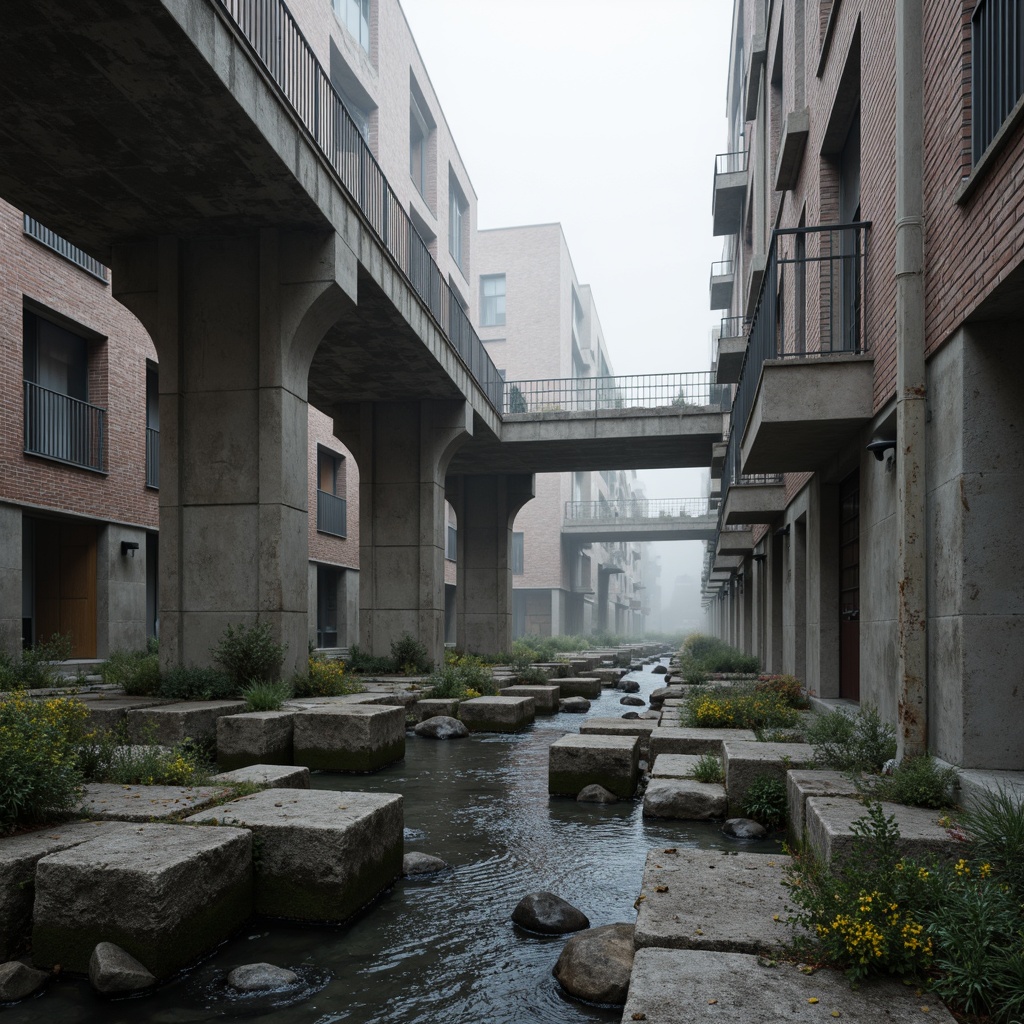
704,0,1024,771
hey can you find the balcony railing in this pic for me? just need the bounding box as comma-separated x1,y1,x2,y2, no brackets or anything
565,498,717,521
23,215,109,282
24,381,105,471
316,489,347,538
216,0,503,412
146,427,159,489
719,315,748,339
715,150,748,176
971,0,1024,162
504,372,731,415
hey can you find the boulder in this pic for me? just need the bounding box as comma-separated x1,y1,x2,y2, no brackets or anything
0,961,50,1002
642,779,727,820
512,892,590,935
414,716,469,739
89,942,156,995
621,712,640,720
576,785,618,804
552,923,634,1004
403,852,449,876
619,696,645,707
618,680,641,694
227,963,300,993
559,697,590,713
652,665,668,675
722,817,768,839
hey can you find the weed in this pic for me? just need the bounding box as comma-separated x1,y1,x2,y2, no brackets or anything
690,752,724,784
211,622,287,688
160,666,236,701
680,684,799,731
101,648,160,695
741,775,787,829
862,755,959,810
806,704,896,774
241,678,293,712
389,633,432,675
294,656,364,697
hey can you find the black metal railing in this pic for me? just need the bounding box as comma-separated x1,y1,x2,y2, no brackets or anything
24,382,105,471
146,427,159,489
504,372,731,415
719,315,749,339
316,489,347,537
23,215,109,282
565,498,718,521
216,0,504,411
972,0,1024,162
715,150,748,176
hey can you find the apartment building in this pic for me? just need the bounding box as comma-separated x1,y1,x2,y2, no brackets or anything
704,0,1024,771
475,224,647,639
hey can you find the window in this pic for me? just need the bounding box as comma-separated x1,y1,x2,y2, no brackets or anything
448,174,467,273
480,274,506,326
971,0,1024,162
146,362,159,489
446,525,457,561
316,448,347,537
333,0,369,53
512,532,524,575
23,309,104,471
410,94,429,198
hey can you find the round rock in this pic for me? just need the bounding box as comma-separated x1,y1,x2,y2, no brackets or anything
512,892,590,935
652,665,668,675
559,696,590,713
0,961,50,1002
227,963,301,993
89,942,157,995
621,712,640,720
648,686,674,706
414,715,469,739
576,784,617,804
722,817,768,839
619,696,645,707
403,852,449,876
552,922,635,1005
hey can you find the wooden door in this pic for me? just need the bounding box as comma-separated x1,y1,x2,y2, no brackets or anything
34,520,97,658
839,472,860,700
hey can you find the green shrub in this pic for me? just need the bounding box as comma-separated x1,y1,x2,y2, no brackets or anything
241,678,293,712
160,666,236,701
864,755,958,809
754,674,809,709
0,633,75,691
741,775,787,829
512,666,550,685
101,649,161,696
293,656,364,697
346,644,396,675
807,704,896,774
0,692,88,834
210,622,287,688
390,633,432,675
691,752,724,784
424,657,497,700
80,726,211,787
679,633,759,674
682,665,710,686
680,684,799,731
509,639,538,672
957,786,1024,900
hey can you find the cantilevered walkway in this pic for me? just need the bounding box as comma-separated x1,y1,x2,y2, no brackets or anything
563,499,718,543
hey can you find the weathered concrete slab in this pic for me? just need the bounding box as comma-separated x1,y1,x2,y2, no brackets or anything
76,693,174,732
623,948,955,1023
458,696,535,733
292,705,405,772
786,770,860,844
580,668,625,685
580,718,658,745
408,698,459,723
0,822,132,961
216,711,294,771
32,822,252,978
651,753,703,778
126,700,248,747
498,685,559,714
549,734,639,799
643,779,727,820
211,764,310,788
78,783,231,822
723,740,813,808
650,727,757,759
634,849,797,953
556,677,602,699
188,789,402,923
805,797,960,867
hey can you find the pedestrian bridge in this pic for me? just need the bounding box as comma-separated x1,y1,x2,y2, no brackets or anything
562,499,718,543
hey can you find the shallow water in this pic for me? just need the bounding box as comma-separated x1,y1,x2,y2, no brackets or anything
8,660,781,1024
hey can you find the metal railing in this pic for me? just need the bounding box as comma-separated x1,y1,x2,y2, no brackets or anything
24,381,105,471
316,489,347,537
719,315,749,339
504,372,731,415
23,215,109,282
216,0,504,411
710,260,734,278
146,427,159,489
565,498,717,521
715,150,748,176
972,0,1024,162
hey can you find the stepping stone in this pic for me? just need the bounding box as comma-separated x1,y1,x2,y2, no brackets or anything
650,727,757,759
580,717,657,757
549,734,639,799
126,700,248,747
78,783,231,822
498,685,559,714
211,764,310,789
32,822,252,978
188,789,402,922
650,753,703,778
580,668,625,685
634,848,799,954
642,779,726,820
292,705,405,771
722,741,813,808
556,678,602,699
458,696,535,733
76,694,174,732
623,948,955,1023
785,769,860,843
408,698,459,723
216,711,294,771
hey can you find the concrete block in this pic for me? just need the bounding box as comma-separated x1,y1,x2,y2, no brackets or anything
458,696,535,733
556,677,602,699
580,718,657,757
548,734,639,799
805,798,961,867
498,684,560,713
650,727,757,759
785,770,860,844
651,754,705,779
78,783,231,822
292,705,405,772
634,849,798,953
211,764,310,788
77,694,174,733
32,823,252,978
643,779,727,820
187,789,402,922
581,668,625,685
723,741,813,808
216,711,294,771
126,700,248,747
408,698,460,723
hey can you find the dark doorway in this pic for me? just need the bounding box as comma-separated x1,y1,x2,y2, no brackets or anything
839,471,860,699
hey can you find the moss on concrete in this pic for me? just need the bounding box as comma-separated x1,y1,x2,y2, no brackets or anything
293,737,405,772
217,743,292,773
549,770,637,800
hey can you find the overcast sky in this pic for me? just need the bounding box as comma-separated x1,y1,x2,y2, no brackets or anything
399,0,735,624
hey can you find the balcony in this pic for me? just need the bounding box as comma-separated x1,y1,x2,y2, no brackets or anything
722,476,785,525
316,489,347,538
709,260,735,310
744,30,768,121
730,222,874,475
717,525,754,556
715,315,747,384
23,215,108,282
24,382,105,472
146,427,159,489
712,151,748,236
775,109,811,192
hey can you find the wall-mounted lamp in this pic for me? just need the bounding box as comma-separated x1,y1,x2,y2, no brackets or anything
773,524,790,538
121,541,140,558
866,436,897,462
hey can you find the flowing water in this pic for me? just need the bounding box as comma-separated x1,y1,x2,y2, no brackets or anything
7,660,781,1024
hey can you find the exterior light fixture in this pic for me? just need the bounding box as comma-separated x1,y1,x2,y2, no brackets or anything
866,436,897,462
752,552,767,563
121,541,140,557
774,524,790,538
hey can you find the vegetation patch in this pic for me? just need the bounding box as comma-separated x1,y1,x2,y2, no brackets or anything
690,752,724,784
0,633,76,691
806,704,896,774
680,683,801,731
241,678,294,712
102,647,160,695
740,774,787,829
424,655,497,701
678,633,759,675
294,655,364,697
211,622,287,688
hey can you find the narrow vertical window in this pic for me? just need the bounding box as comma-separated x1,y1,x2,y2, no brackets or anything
480,274,506,326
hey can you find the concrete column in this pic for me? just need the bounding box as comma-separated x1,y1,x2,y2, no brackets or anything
446,473,534,655
97,524,148,657
740,561,754,655
768,533,784,672
113,230,356,676
336,399,472,668
0,503,22,658
806,482,840,698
